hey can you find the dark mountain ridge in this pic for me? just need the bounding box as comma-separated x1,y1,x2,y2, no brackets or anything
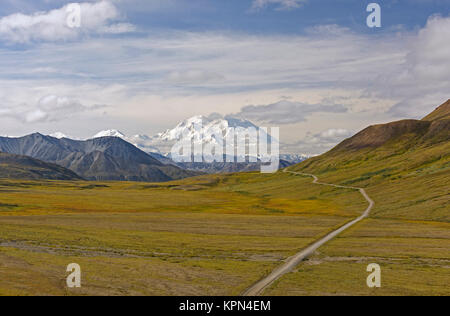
0,152,82,180
0,134,197,182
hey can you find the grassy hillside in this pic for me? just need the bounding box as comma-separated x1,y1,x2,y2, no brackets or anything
0,153,82,181
291,100,450,221
267,100,450,295
423,99,450,121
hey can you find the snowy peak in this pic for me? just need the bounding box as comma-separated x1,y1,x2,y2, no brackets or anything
88,115,285,159
157,115,260,142
158,115,207,141
91,130,160,154
93,129,125,139
48,132,69,139
149,115,275,157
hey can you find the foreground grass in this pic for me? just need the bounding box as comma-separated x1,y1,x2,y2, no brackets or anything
267,128,449,295
265,218,450,295
1,168,448,296
0,172,364,296
0,247,278,296
265,259,450,296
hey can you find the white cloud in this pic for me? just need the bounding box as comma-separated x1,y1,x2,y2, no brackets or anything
386,15,450,118
100,22,136,34
165,70,225,85
281,128,354,155
0,1,134,43
25,109,48,123
231,100,348,124
252,0,307,10
0,8,449,152
317,128,354,142
1,94,105,123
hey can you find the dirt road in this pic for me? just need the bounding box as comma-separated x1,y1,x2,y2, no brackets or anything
242,170,375,296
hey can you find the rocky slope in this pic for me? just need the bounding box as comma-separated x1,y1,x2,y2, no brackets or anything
0,152,83,180
0,134,198,182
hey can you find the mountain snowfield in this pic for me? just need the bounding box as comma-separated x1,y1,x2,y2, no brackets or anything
49,132,70,139
49,115,309,163
149,115,275,159
93,130,125,138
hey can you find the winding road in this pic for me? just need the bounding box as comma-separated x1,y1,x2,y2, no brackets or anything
242,169,375,296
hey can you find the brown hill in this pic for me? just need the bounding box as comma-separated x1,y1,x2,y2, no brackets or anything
422,99,450,121
333,100,450,152
292,100,450,221
335,120,431,151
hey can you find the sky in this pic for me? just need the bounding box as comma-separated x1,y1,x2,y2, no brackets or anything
0,0,449,154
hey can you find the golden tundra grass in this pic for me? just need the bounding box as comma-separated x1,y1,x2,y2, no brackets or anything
268,139,450,296
0,172,365,296
264,218,450,296
0,170,448,296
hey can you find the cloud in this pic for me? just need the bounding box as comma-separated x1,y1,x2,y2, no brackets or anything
251,0,307,11
0,1,135,43
231,100,348,124
1,95,105,123
386,15,450,118
0,7,448,150
99,23,137,34
281,128,354,154
316,128,354,142
165,70,225,85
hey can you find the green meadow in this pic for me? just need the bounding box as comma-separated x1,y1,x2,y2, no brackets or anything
0,172,366,296
0,162,448,295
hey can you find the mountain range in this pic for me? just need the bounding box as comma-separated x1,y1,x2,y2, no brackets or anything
89,115,273,154
0,134,197,182
46,115,307,174
88,116,307,173
0,115,306,180
3,98,447,183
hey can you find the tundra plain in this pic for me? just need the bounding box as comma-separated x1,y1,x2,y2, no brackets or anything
0,170,448,295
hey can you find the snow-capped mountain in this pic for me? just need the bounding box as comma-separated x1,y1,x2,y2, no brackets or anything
90,115,309,172
49,132,69,139
93,129,125,139
279,154,312,164
92,130,161,153
92,115,274,157
151,115,274,156
126,134,161,153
